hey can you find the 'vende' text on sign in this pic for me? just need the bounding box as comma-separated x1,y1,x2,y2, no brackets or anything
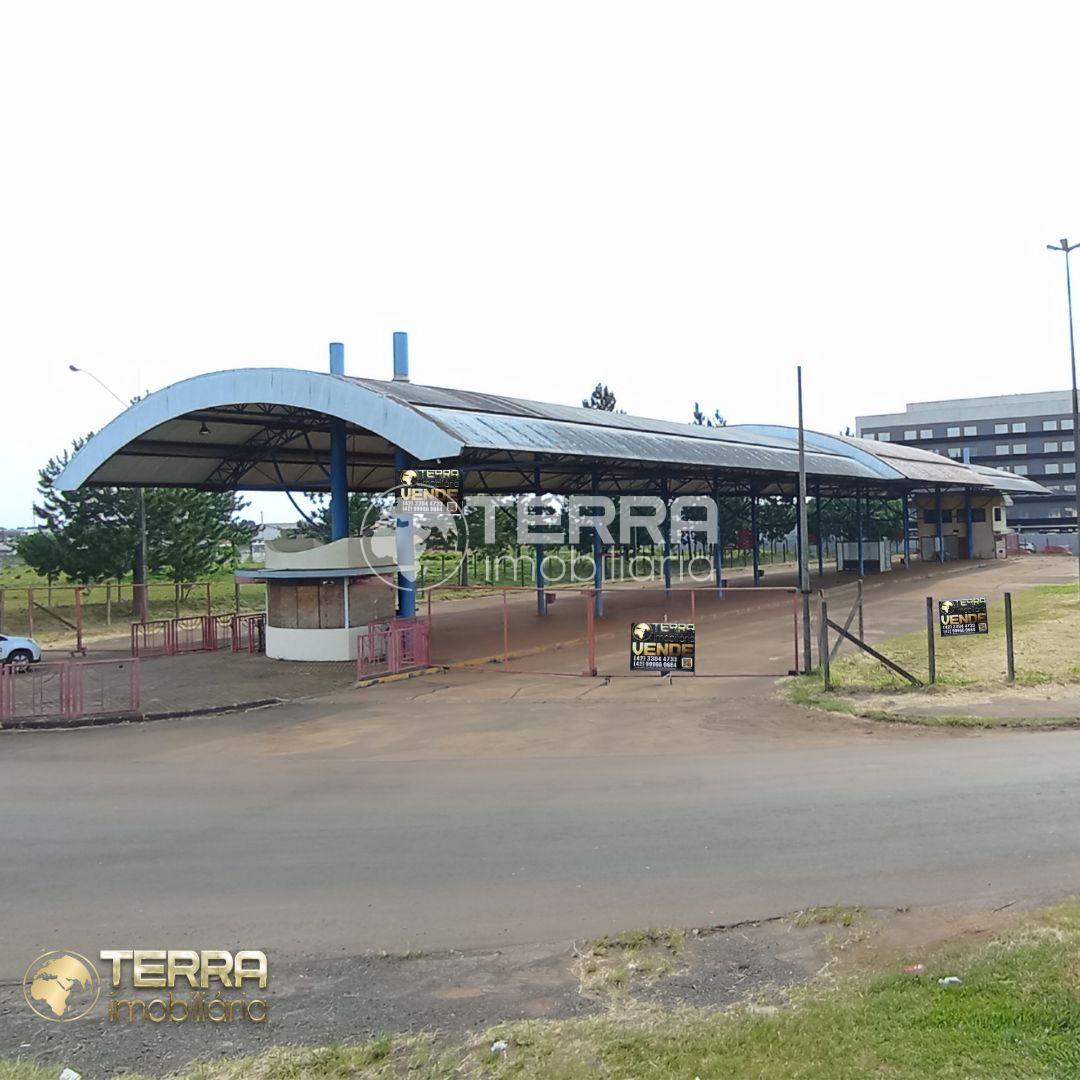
938,597,989,637
630,622,695,672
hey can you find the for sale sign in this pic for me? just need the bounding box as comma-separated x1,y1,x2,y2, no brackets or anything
396,468,462,514
630,622,695,672
938,597,989,637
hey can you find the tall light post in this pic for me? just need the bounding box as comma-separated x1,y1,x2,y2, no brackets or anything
1047,239,1080,595
797,365,811,673
68,365,149,621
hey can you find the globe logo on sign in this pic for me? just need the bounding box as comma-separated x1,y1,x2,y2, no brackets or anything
23,951,100,1021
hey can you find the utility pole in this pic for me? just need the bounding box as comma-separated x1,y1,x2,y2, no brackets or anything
1047,239,1080,596
69,365,148,621
797,366,812,672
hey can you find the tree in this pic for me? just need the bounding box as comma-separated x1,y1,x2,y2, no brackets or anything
294,492,391,542
145,488,257,583
692,402,727,427
13,530,65,584
20,437,258,584
756,498,797,545
812,496,903,542
582,383,618,411
23,438,140,582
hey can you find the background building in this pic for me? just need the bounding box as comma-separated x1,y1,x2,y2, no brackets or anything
857,391,1075,530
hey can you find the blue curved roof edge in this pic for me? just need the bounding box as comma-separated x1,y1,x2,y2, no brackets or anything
734,425,904,480
56,368,463,491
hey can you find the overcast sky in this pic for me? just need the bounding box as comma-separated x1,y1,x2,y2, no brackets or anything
3,1,1079,526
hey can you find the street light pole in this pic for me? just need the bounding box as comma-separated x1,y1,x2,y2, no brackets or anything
1047,239,1080,596
68,365,148,622
797,365,812,673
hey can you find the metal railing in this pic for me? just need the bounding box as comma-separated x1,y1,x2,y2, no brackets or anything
357,618,432,679
0,659,140,724
131,614,267,658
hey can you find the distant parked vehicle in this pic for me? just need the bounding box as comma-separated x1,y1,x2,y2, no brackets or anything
1019,540,1037,554
0,634,42,667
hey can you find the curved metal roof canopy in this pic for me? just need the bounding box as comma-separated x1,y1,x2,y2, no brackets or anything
56,367,1046,498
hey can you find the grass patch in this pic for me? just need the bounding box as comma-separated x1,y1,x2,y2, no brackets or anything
577,927,686,999
788,675,1080,728
792,904,865,928
15,903,1080,1078
823,584,1080,691
787,584,1080,722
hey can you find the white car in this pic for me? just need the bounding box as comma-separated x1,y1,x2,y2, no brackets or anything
0,634,43,666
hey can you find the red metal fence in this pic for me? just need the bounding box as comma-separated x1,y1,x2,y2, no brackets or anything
420,583,802,678
131,614,266,658
357,618,432,679
0,659,140,724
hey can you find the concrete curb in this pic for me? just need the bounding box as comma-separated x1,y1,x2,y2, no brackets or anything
355,666,442,689
0,697,286,732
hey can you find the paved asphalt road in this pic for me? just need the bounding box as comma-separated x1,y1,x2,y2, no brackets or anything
6,559,1079,985
5,702,1080,981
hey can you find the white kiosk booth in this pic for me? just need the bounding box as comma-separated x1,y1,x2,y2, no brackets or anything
236,537,399,662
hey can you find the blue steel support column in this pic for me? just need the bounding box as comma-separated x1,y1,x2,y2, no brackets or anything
328,342,349,541
750,488,760,585
902,491,911,568
712,478,724,598
534,466,547,615
814,483,824,577
965,488,974,560
395,445,416,619
392,333,416,618
856,486,865,578
936,487,945,563
661,478,672,595
794,493,803,583
592,473,604,617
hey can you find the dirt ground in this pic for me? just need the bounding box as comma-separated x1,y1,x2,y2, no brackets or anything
6,557,1080,1078
1,897,1044,1080
25,553,1075,722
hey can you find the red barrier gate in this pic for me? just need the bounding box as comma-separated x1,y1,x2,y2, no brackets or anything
130,614,266,658
205,613,235,651
231,613,266,653
357,618,431,679
0,659,141,724
244,614,265,654
131,619,174,657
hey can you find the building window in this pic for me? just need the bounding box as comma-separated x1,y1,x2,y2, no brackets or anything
970,508,987,522
924,509,954,524
1065,440,1075,452
995,444,1009,455
877,431,890,441
1064,418,1075,431
994,507,1003,521
994,423,1009,434
947,447,962,459
947,426,960,437
1045,442,1059,453
919,428,933,439
1044,419,1059,431
1046,463,1060,475
1067,462,1077,474
1013,443,1027,455
1014,465,1029,475
963,424,977,436
1012,422,1027,433
904,429,917,440
1066,485,1077,493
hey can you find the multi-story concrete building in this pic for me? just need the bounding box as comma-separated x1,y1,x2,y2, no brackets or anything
856,391,1074,529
